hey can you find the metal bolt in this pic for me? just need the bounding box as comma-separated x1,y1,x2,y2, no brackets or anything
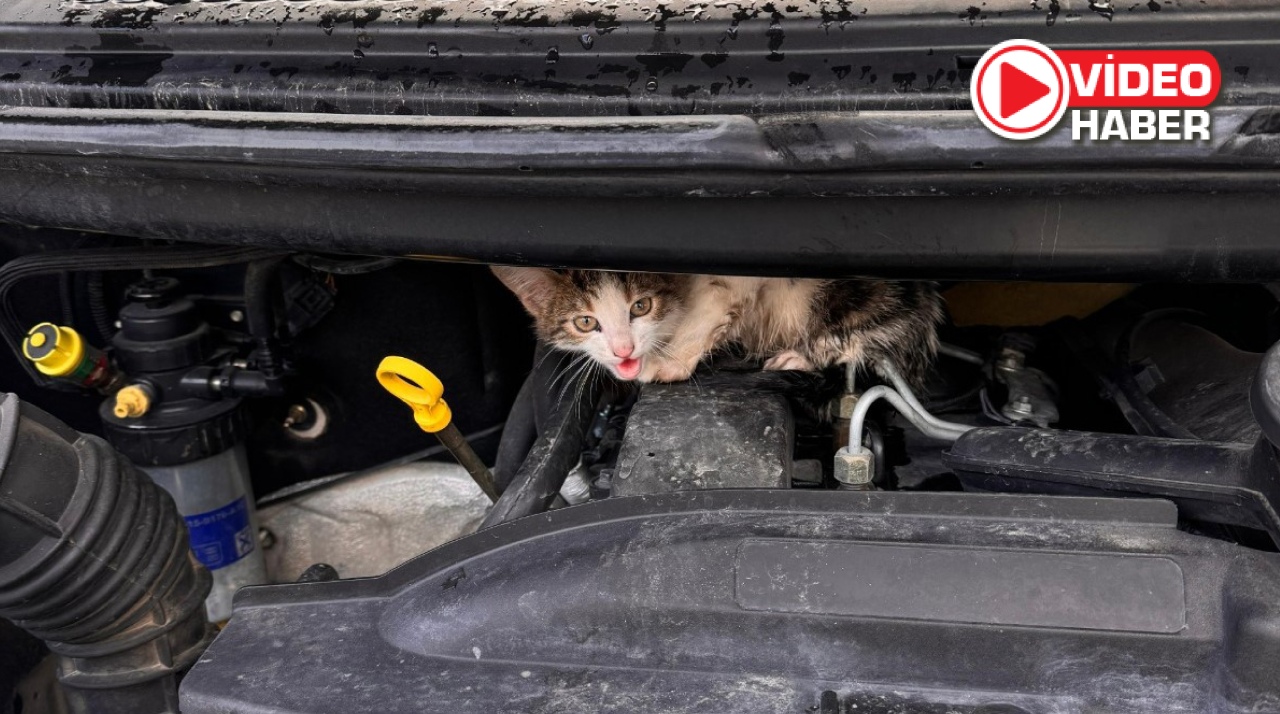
593,468,614,494
996,347,1025,372
1003,395,1037,423
297,563,339,583
282,404,309,428
229,309,245,323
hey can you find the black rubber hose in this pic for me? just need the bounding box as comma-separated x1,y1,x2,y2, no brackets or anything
492,342,568,492
0,392,213,714
491,343,590,492
0,245,283,387
57,272,75,326
84,271,116,343
243,257,284,342
481,349,602,528
493,372,540,492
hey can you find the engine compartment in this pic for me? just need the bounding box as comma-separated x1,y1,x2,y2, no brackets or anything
2,0,1280,710
4,225,1280,713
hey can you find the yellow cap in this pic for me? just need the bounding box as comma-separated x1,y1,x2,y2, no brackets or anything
113,385,153,419
22,323,85,377
376,355,452,433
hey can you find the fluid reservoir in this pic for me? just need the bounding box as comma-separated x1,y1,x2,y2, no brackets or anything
98,278,267,622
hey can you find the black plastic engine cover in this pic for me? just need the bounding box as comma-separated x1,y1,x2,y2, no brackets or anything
614,381,793,495
183,490,1280,713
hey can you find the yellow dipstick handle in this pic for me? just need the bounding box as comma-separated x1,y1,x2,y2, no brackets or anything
376,356,498,502
376,356,453,433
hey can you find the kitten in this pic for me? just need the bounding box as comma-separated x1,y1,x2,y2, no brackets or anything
492,267,942,385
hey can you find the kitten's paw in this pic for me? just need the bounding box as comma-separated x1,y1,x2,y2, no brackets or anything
653,361,696,383
638,358,685,383
637,358,663,383
638,356,695,383
763,350,814,372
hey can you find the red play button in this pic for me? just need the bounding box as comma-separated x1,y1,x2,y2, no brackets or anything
971,39,1070,140
999,61,1052,119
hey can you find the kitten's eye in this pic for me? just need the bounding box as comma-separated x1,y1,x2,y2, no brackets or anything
572,315,599,333
630,297,653,318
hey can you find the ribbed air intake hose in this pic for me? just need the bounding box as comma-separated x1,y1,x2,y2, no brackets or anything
0,392,213,714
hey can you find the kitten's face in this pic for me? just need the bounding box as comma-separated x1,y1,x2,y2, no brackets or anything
492,267,686,380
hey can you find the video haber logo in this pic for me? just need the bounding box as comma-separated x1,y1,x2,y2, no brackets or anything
971,39,1221,141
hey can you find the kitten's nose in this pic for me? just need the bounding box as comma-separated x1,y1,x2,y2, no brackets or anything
612,344,634,359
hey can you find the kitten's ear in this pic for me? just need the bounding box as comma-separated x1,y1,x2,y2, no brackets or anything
491,266,565,315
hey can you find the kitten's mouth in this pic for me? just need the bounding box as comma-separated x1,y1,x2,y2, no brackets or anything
615,357,642,380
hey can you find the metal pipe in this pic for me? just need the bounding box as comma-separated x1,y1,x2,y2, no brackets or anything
848,385,972,450
839,358,975,453
435,422,499,502
938,342,985,365
880,359,974,436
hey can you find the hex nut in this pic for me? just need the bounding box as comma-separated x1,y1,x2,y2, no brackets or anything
834,448,874,486
838,393,859,420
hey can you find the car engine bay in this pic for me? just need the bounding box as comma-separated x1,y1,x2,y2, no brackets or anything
2,0,1280,711
4,228,1280,713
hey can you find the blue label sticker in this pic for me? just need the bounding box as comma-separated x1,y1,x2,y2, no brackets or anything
184,497,254,570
